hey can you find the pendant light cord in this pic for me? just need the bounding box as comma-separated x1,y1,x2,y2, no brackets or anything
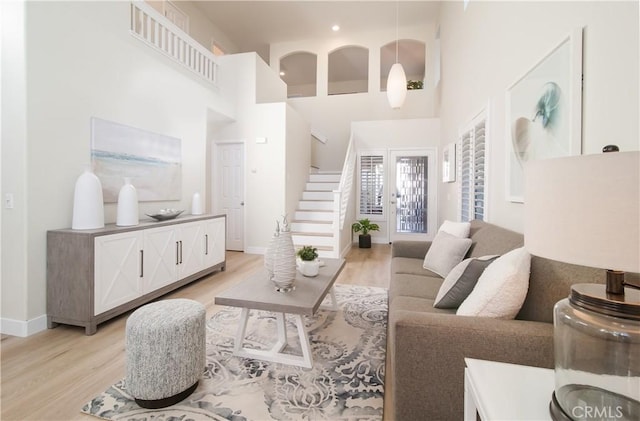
395,0,399,64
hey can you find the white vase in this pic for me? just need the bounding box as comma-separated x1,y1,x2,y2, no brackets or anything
264,221,279,282
116,178,139,226
191,192,203,215
298,259,320,277
72,169,105,230
272,216,297,292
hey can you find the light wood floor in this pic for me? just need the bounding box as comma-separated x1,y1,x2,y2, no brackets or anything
1,244,391,421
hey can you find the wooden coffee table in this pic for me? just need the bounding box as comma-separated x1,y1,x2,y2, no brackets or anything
215,258,345,368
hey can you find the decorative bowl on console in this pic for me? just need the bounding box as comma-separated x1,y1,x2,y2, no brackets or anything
145,209,184,221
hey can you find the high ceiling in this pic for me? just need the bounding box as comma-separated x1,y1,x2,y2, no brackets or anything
192,1,442,60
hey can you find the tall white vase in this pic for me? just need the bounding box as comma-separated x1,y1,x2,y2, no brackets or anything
116,178,139,226
72,169,105,230
191,192,203,215
271,216,297,292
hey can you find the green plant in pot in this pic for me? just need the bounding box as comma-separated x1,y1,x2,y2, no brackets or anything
296,245,320,277
351,218,380,248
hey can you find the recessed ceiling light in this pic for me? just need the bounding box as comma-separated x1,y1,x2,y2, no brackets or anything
280,71,285,76
332,24,340,32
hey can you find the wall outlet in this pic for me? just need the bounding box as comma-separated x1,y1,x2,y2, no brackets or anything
4,193,14,209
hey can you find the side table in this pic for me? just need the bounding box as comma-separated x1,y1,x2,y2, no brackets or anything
464,358,555,421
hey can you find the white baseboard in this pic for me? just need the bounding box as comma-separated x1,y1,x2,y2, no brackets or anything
1,314,48,337
340,242,352,258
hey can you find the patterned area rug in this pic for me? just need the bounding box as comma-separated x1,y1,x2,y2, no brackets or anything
82,284,387,421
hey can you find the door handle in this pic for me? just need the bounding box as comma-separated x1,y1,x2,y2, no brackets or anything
176,241,180,265
140,250,144,278
205,234,209,255
240,201,245,206
179,240,183,264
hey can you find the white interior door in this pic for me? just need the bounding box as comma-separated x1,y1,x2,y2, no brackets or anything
389,148,438,243
215,143,244,251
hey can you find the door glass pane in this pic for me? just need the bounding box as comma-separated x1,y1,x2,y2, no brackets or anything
359,155,384,216
395,156,427,233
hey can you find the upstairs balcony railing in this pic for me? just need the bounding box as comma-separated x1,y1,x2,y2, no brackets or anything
130,1,219,87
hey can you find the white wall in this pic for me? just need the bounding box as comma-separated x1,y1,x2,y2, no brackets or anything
285,106,312,219
208,53,298,254
1,0,29,330
438,0,640,233
245,103,287,252
1,1,233,334
292,91,435,171
271,23,439,171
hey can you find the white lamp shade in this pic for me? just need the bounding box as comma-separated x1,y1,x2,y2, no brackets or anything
524,151,640,273
387,63,407,109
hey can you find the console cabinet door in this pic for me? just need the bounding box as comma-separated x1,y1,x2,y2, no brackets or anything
176,221,206,279
94,231,143,315
143,225,178,292
204,217,226,267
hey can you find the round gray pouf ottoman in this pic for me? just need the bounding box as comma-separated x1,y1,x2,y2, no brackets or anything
125,299,206,409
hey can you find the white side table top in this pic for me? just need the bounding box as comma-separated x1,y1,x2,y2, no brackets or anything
464,358,555,421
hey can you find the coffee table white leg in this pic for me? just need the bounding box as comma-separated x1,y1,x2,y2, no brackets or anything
293,314,313,368
320,286,339,311
232,309,313,368
235,307,250,354
274,312,288,352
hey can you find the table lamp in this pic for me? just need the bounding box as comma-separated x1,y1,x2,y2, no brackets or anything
524,148,640,421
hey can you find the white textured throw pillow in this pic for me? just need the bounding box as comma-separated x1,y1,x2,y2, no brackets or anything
439,220,471,238
433,255,499,309
457,247,531,319
423,231,473,278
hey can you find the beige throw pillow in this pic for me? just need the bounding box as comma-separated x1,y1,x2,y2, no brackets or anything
457,247,531,319
439,220,471,238
423,231,473,278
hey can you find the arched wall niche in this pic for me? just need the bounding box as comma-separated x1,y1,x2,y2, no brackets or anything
280,51,318,98
380,39,426,91
328,45,369,95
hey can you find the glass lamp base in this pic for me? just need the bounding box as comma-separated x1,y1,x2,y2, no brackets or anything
550,391,574,421
550,386,640,421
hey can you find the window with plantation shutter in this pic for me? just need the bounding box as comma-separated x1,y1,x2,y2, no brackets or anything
459,110,489,222
358,154,385,218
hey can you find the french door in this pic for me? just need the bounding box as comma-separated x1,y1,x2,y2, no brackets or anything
388,149,437,242
356,148,437,244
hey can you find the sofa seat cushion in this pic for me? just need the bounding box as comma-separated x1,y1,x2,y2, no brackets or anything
390,295,456,315
392,257,441,277
389,273,444,303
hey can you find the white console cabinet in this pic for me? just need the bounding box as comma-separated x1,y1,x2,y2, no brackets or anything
47,214,226,335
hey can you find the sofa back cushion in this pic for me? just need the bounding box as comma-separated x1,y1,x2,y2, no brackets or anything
517,256,605,323
466,220,606,323
468,220,524,258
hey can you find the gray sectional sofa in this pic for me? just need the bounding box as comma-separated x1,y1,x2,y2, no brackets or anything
388,219,605,420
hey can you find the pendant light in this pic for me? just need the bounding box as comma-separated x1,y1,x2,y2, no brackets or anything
387,0,407,109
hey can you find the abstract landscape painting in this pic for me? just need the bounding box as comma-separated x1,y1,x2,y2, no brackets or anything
91,117,182,203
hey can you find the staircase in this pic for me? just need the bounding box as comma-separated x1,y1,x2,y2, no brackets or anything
291,171,341,258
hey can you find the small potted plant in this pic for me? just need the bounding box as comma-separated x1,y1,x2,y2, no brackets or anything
351,218,380,248
296,245,320,277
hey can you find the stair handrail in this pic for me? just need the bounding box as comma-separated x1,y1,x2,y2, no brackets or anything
335,133,357,230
